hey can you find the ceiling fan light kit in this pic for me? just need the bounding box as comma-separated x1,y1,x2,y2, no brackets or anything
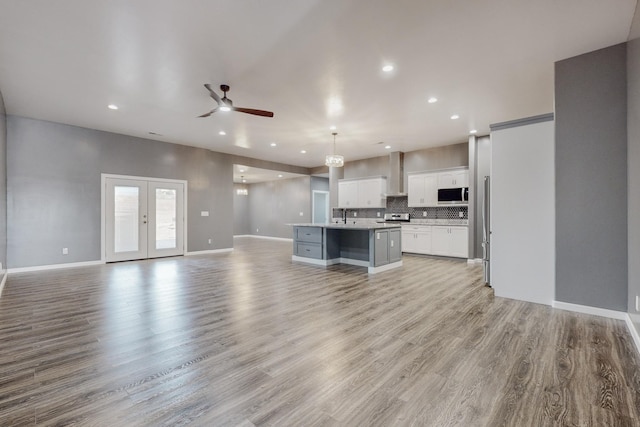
199,84,274,118
325,132,344,168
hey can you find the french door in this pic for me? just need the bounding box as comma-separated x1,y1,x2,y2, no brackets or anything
104,176,185,262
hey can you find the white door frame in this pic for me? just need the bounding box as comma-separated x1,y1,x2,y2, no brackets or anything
312,190,330,224
101,174,188,262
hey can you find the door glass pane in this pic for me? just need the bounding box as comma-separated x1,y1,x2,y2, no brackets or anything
114,186,139,253
155,188,177,250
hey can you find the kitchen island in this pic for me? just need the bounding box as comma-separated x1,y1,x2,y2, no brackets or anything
291,223,402,274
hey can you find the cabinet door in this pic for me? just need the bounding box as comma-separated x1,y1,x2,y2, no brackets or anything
437,173,455,188
415,230,432,254
389,230,402,262
401,231,416,252
358,178,384,208
449,226,469,258
338,181,358,208
452,170,469,187
408,175,426,207
374,230,389,266
431,226,450,255
424,174,438,205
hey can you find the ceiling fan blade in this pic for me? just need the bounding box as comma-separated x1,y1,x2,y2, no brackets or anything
204,84,221,104
233,107,274,118
198,107,218,118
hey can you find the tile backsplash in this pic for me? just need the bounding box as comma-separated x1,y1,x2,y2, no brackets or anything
332,196,468,221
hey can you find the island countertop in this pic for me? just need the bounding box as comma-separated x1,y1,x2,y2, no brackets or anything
288,223,401,230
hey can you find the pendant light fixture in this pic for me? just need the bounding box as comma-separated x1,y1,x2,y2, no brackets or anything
325,132,344,168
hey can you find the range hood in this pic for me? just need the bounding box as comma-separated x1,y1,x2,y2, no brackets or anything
384,151,407,196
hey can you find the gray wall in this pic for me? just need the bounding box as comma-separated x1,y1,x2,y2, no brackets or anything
7,116,234,268
630,5,640,40
343,156,388,180
311,176,329,192
249,176,311,239
403,142,469,190
628,37,640,321
555,43,628,311
0,90,6,272
233,183,251,236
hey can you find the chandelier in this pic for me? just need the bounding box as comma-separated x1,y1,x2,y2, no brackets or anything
325,132,344,167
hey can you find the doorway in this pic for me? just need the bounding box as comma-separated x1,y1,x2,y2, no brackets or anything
312,190,330,224
102,175,186,262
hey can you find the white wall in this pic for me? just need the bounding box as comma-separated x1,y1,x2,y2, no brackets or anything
490,118,555,305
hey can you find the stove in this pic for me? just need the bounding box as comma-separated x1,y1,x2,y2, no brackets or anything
383,213,410,222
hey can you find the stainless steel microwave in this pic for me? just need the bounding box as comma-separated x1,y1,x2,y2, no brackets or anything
438,187,469,203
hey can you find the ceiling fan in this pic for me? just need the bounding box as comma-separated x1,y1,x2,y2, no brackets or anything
198,84,274,118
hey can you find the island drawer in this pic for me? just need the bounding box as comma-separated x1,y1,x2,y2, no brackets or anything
296,227,323,243
295,242,322,259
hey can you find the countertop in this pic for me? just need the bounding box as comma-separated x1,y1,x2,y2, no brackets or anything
290,223,402,230
398,219,469,226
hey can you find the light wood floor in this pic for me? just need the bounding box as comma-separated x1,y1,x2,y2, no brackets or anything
1,237,640,426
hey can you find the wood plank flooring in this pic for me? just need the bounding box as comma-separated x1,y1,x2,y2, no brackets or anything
1,236,640,426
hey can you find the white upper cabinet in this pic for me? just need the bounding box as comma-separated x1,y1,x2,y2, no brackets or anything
437,170,469,188
357,178,386,207
407,173,437,207
338,177,386,208
338,181,358,208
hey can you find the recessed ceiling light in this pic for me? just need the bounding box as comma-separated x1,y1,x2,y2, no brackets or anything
219,131,226,136
242,179,246,183
385,145,391,149
451,114,460,120
428,97,438,104
470,129,478,134
278,174,283,178
329,125,337,130
239,169,246,173
382,64,394,72
300,150,307,154
108,104,118,110
270,142,277,147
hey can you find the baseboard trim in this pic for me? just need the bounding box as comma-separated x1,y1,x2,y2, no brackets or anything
339,258,370,268
240,235,293,242
0,270,7,298
552,301,640,357
368,260,403,274
185,248,233,256
8,260,105,274
551,301,627,320
625,315,640,357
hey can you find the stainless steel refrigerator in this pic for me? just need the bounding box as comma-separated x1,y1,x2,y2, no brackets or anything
482,176,491,285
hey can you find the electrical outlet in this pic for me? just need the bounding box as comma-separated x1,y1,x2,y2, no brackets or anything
636,295,639,311
353,212,357,217
256,228,259,233
299,212,303,216
423,211,427,217
459,211,464,218
208,239,212,245
62,248,69,255
377,212,380,217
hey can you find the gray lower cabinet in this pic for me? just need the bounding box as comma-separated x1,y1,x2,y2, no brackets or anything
389,229,401,263
294,226,323,259
373,229,402,266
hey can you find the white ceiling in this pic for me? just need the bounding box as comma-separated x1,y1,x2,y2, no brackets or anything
0,0,637,169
